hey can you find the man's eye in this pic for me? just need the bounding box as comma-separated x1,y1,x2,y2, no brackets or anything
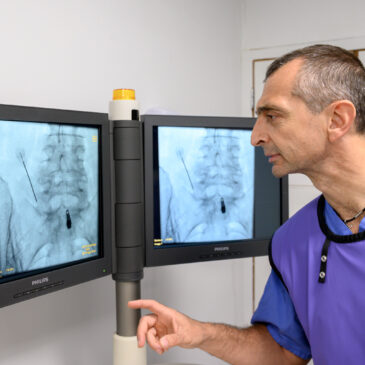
267,114,277,121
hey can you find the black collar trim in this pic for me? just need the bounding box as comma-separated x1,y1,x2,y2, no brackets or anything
317,195,365,243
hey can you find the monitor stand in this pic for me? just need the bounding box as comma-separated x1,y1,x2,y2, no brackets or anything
111,118,146,364
113,281,147,365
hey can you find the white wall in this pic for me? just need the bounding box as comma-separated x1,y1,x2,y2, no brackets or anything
0,1,244,365
242,0,365,114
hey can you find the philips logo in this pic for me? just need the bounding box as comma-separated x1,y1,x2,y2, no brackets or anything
32,277,49,286
214,247,229,252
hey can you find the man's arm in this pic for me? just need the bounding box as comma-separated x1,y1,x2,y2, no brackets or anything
128,299,308,365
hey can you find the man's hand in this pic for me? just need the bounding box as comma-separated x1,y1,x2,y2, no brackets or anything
128,299,204,355
129,299,309,365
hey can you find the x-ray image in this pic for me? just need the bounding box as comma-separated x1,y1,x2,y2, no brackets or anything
156,126,254,245
0,120,99,280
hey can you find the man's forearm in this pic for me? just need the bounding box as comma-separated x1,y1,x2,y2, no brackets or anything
196,323,306,365
129,299,308,364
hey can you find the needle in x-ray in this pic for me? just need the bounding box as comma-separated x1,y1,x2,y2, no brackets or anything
177,149,194,190
220,197,226,214
19,152,38,202
66,209,72,229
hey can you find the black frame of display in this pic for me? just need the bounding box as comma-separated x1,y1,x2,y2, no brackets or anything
0,104,112,308
142,114,289,267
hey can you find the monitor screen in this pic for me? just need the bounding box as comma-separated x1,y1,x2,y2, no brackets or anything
156,126,254,245
0,105,112,308
143,115,288,266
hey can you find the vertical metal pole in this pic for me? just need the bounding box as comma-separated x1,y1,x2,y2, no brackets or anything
115,280,141,336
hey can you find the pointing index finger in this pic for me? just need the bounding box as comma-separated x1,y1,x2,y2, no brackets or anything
128,299,167,315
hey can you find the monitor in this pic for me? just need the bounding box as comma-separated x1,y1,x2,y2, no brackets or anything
142,115,288,266
0,104,112,308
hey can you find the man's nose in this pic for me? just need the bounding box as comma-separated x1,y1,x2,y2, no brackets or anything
251,117,269,147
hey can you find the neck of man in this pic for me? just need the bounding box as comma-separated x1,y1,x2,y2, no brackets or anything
303,134,365,232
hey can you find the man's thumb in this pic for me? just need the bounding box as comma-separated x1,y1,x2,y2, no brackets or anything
160,334,179,350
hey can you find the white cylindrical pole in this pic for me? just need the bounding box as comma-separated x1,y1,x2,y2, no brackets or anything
113,334,146,365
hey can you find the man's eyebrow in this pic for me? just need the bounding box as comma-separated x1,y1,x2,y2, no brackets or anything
255,105,287,116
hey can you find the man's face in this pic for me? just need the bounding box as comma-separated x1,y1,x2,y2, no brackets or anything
251,59,328,178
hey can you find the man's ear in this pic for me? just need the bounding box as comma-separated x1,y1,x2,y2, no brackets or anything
327,100,356,142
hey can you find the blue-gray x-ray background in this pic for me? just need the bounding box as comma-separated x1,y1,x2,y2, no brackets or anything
0,120,99,280
157,126,254,246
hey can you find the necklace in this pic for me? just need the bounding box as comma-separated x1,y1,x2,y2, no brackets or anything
342,207,365,228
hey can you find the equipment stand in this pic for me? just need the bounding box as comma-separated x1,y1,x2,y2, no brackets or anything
111,120,146,365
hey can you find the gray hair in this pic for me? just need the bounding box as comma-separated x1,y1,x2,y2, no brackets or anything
266,45,365,133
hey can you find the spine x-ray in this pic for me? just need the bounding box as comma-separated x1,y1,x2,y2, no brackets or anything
0,120,99,281
156,126,254,246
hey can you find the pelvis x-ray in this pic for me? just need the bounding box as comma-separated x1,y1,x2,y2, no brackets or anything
157,126,254,244
0,120,99,278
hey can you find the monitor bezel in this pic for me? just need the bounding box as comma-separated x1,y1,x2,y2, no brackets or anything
142,114,288,267
0,104,112,308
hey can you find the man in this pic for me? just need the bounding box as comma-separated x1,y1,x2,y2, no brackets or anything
129,45,365,365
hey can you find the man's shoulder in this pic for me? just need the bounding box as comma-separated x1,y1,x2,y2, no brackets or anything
269,195,322,273
275,195,322,239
